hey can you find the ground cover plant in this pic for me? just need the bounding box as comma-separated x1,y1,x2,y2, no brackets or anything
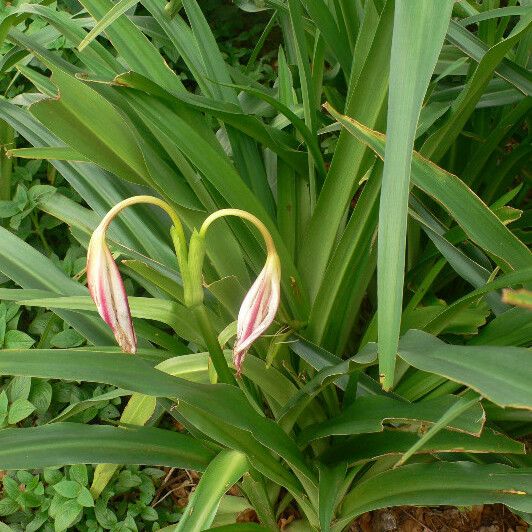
0,0,531,530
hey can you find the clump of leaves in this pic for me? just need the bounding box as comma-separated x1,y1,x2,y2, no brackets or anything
0,0,531,529
0,465,172,531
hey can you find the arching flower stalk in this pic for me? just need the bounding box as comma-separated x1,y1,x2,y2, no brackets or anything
200,210,281,376
87,198,281,381
86,196,185,354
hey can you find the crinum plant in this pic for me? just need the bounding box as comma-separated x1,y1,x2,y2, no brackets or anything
1,0,532,530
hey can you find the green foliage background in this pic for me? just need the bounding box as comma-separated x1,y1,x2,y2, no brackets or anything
0,0,531,530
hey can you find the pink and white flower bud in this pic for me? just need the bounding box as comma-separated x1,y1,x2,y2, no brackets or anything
86,225,137,354
233,252,281,375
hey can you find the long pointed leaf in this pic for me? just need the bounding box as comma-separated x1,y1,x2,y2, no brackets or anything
177,450,248,532
0,423,215,471
376,0,453,389
326,107,532,273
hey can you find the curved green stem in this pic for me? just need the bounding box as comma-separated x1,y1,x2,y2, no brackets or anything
100,195,186,245
97,198,237,384
200,208,277,256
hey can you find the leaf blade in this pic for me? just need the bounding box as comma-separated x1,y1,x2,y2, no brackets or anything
376,0,454,389
0,423,215,471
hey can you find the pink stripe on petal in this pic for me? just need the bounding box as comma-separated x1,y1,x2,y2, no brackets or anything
233,254,281,375
87,228,136,354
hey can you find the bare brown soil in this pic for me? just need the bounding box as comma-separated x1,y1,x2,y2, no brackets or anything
349,504,528,532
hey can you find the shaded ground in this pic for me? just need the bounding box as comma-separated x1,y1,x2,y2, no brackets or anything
151,464,529,531
154,467,528,530
349,505,528,532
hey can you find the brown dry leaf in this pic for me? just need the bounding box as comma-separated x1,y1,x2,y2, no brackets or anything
350,505,528,532
373,509,398,531
278,514,295,530
228,484,241,496
236,508,259,523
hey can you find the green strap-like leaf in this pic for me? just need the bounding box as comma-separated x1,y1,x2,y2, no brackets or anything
425,13,532,160
0,423,215,471
398,329,532,410
176,450,248,532
78,0,139,51
0,100,178,268
393,393,482,467
299,0,392,301
297,395,485,445
502,288,532,310
6,146,90,161
0,349,317,494
28,68,150,186
459,6,530,27
299,0,351,74
326,107,531,273
11,4,123,77
79,0,184,92
0,226,113,346
318,461,346,532
376,0,454,389
15,294,211,344
446,19,532,96
425,268,532,335
321,428,525,467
